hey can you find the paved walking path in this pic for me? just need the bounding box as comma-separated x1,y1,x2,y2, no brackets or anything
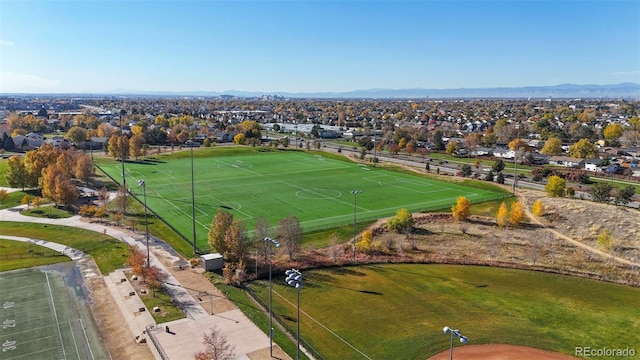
0,203,290,360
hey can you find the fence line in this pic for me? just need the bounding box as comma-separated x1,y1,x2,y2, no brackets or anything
243,284,324,360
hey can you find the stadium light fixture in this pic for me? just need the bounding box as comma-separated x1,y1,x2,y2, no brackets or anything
443,326,469,360
285,268,303,360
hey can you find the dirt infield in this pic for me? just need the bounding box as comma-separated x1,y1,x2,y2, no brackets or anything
428,344,580,359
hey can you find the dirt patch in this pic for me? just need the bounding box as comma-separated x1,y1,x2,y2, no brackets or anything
428,344,580,360
519,189,640,264
293,191,640,287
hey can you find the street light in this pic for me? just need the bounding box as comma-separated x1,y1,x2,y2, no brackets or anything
138,179,150,268
443,326,468,360
264,237,280,357
190,142,197,255
285,268,303,360
351,189,361,262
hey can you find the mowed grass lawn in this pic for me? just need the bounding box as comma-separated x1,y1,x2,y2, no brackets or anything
97,148,506,250
247,264,640,360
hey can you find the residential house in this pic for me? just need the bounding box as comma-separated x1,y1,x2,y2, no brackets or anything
548,156,583,167
12,133,43,150
584,158,604,172
493,149,515,159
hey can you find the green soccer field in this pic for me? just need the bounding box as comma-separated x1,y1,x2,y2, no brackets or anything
0,266,108,359
98,150,506,250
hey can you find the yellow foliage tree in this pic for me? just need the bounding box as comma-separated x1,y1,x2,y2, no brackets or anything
21,195,32,210
545,175,566,197
508,138,528,151
233,133,246,145
451,196,470,221
597,229,614,253
496,202,508,227
540,137,563,155
509,201,524,226
445,141,458,155
531,200,545,216
357,230,373,252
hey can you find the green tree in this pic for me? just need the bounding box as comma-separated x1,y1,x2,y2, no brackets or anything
460,164,472,177
492,160,505,173
590,182,613,203
568,138,597,159
5,155,30,190
614,186,636,206
387,208,414,236
545,175,566,197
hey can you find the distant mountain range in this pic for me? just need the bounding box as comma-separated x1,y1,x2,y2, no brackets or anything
102,83,640,99
5,83,639,99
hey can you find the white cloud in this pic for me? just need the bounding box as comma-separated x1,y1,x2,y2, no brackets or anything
0,71,60,93
612,70,640,76
0,40,14,46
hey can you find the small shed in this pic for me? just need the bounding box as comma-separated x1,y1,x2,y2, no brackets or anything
200,253,224,271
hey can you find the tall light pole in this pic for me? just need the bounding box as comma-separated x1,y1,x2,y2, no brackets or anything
443,326,468,360
138,179,150,268
191,143,197,255
285,269,303,360
119,110,127,191
264,237,280,357
351,189,361,262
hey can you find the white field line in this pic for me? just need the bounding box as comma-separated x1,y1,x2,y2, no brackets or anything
273,289,373,360
69,319,80,360
78,318,95,360
45,272,66,360
2,323,58,337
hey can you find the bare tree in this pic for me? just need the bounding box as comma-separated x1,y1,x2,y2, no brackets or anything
252,215,272,261
276,215,302,260
194,326,235,360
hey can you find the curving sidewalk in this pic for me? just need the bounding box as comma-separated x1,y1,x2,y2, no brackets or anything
0,204,287,360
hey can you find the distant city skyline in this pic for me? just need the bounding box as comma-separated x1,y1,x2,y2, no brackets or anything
1,0,639,94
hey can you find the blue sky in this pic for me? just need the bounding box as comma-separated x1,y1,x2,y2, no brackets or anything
1,0,639,94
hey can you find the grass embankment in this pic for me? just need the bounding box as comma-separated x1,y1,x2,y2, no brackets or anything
0,239,71,271
207,272,309,360
246,264,639,360
0,222,129,273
